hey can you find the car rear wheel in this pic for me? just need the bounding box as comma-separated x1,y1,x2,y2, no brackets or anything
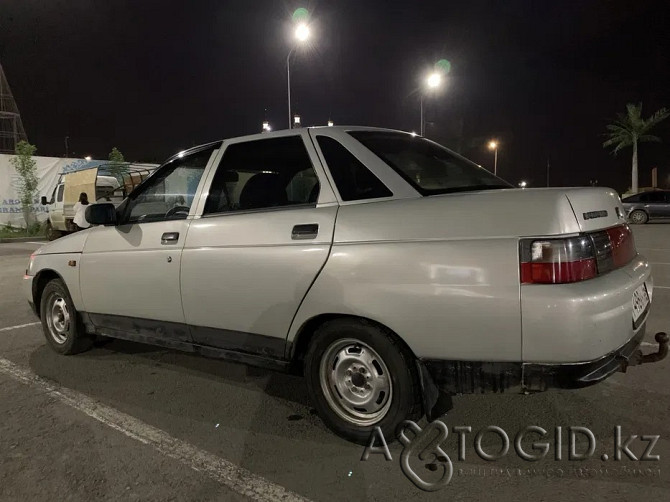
45,222,62,241
40,279,92,355
304,318,421,444
629,209,648,224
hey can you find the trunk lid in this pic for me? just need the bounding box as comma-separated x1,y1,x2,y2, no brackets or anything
561,187,627,232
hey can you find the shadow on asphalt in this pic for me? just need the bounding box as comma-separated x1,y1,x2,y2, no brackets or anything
24,328,670,471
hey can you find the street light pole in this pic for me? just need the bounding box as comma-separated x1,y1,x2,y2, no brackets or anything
420,94,424,136
488,140,499,176
420,72,442,137
286,22,310,129
286,48,294,129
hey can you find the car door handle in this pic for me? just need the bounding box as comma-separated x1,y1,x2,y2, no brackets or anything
292,224,319,240
161,232,180,244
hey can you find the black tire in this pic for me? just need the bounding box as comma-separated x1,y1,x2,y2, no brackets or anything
629,209,648,224
45,222,62,241
304,318,421,444
39,279,93,355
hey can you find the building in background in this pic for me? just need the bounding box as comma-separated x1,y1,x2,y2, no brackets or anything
0,62,28,154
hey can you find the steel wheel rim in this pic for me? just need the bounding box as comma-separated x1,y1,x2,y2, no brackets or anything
630,211,646,224
319,338,393,426
46,294,70,344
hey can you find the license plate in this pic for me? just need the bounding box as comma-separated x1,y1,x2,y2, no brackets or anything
632,283,650,324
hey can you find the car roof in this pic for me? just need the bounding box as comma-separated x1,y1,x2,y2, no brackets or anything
164,126,413,164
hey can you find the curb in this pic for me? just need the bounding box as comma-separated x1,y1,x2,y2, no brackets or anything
0,237,46,243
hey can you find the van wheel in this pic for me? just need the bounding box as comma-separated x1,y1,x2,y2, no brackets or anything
628,210,648,224
40,279,92,355
45,222,62,241
304,318,421,444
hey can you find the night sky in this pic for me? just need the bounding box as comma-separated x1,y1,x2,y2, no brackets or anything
2,0,670,192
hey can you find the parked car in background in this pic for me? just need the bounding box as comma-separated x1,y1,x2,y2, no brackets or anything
23,127,667,444
622,190,670,224
41,164,155,240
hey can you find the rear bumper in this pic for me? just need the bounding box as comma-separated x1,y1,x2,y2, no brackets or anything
421,321,668,395
521,255,652,363
521,323,646,391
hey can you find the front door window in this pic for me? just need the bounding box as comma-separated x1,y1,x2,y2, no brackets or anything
121,146,217,224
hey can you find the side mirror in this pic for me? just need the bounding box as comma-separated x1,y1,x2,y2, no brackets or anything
85,203,117,226
40,196,48,205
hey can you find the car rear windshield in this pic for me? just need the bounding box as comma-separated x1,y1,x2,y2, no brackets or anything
349,131,512,195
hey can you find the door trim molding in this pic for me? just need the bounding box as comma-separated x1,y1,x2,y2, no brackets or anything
82,313,291,371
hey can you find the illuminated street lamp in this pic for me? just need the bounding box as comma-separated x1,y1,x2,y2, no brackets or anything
420,71,443,136
426,72,441,89
84,155,92,161
262,121,271,133
488,140,499,176
327,119,334,127
287,19,311,128
293,114,301,128
519,180,527,188
295,23,309,42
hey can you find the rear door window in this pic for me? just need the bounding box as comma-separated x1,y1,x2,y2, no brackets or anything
204,136,320,214
316,136,392,201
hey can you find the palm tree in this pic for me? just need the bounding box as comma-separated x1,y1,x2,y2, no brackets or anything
603,103,669,193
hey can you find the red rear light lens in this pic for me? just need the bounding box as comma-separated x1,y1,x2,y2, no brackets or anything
520,225,637,285
606,225,636,268
520,259,597,284
520,237,597,284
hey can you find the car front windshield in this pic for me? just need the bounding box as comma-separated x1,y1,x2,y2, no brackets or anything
349,131,512,195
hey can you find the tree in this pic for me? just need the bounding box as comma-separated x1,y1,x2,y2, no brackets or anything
603,103,669,193
9,140,38,227
107,146,127,180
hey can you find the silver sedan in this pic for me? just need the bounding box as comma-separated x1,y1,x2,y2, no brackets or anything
23,127,668,444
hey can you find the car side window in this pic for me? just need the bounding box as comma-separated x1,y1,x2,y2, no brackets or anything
204,136,319,214
316,136,392,201
640,192,664,203
56,184,64,203
122,145,216,224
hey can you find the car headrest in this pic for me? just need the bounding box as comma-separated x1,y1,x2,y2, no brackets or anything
239,172,287,210
222,170,239,182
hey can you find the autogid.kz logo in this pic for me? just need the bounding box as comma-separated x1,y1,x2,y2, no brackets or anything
360,420,661,491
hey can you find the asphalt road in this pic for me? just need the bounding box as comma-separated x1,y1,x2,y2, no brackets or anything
0,227,669,501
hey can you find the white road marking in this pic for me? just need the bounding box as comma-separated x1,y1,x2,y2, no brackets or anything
0,357,311,502
0,322,40,332
653,286,670,290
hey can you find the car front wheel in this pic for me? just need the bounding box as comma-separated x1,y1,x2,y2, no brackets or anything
45,222,62,241
629,209,648,224
304,318,421,444
40,279,92,355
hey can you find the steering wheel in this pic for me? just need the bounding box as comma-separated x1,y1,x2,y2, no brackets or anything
165,205,190,218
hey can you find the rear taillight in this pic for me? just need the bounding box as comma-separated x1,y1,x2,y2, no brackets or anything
520,237,597,284
520,225,636,284
606,225,636,268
